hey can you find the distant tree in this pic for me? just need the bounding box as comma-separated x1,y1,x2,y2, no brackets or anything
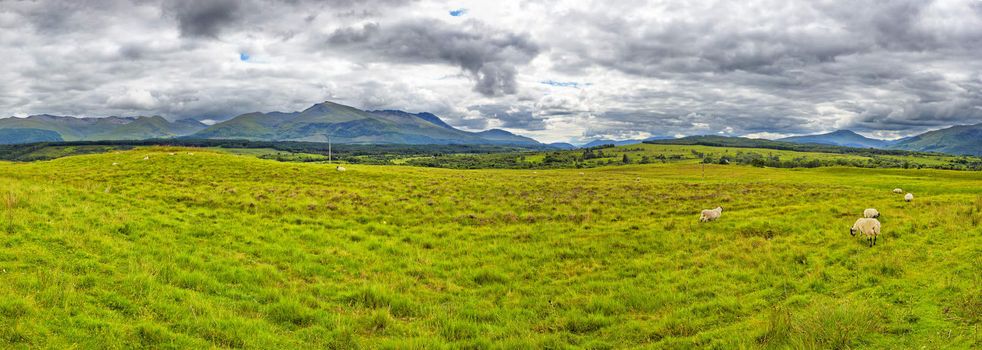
622,154,631,164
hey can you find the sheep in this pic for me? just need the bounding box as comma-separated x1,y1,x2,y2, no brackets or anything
112,162,119,166
143,156,149,161
336,166,347,172
168,152,176,156
699,206,723,222
851,217,881,247
893,188,903,194
905,193,914,202
863,208,880,218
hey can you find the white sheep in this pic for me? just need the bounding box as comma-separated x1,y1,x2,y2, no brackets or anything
169,152,176,156
699,206,723,222
905,193,913,202
336,166,347,172
112,162,119,166
143,156,149,160
851,217,881,247
893,188,903,194
863,208,880,218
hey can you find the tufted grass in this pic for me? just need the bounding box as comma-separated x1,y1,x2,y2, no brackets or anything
0,147,978,348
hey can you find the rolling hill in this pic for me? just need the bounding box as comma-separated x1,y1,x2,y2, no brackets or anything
778,130,890,148
194,101,544,145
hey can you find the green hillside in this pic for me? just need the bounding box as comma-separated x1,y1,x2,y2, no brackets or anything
0,128,63,144
0,148,978,348
892,123,982,156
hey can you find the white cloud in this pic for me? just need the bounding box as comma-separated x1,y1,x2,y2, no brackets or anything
1,0,981,142
107,89,158,110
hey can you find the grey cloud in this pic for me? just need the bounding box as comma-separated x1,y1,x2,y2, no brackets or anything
164,0,242,38
468,104,546,130
324,19,541,96
326,23,380,44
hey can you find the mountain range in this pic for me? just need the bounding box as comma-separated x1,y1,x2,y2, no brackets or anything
0,101,541,146
0,115,208,144
776,127,982,156
778,130,893,148
2,101,981,155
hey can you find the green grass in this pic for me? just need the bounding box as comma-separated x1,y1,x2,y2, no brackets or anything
0,146,979,348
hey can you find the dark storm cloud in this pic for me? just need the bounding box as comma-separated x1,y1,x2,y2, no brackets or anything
324,19,541,96
165,0,242,38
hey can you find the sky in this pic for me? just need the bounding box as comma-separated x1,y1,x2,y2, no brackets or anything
1,0,982,143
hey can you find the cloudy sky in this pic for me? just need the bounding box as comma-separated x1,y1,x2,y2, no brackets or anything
2,0,982,143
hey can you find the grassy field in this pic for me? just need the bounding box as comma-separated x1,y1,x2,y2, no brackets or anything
0,147,979,348
401,143,977,170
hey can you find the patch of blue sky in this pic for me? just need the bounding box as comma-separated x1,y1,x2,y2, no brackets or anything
541,80,586,88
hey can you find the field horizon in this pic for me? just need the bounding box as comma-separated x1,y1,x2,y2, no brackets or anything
1,146,978,348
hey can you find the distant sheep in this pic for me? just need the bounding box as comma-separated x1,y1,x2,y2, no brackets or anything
143,156,149,160
905,193,913,202
851,217,881,247
336,166,347,172
863,208,880,218
699,206,723,222
893,188,903,194
168,152,176,156
112,162,119,166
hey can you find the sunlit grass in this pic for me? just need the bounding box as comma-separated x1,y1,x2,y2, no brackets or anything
0,147,978,348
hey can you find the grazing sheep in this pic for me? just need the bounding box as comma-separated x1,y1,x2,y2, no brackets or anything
143,156,149,160
699,206,723,222
336,166,347,172
112,162,119,166
169,152,176,156
905,193,914,202
851,218,881,247
863,208,880,218
893,188,903,194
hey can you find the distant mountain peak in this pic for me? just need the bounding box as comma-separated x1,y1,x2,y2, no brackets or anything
369,109,456,130
779,129,887,148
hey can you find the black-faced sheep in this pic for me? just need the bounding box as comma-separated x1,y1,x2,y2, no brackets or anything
863,208,880,218
851,218,881,247
905,193,913,202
